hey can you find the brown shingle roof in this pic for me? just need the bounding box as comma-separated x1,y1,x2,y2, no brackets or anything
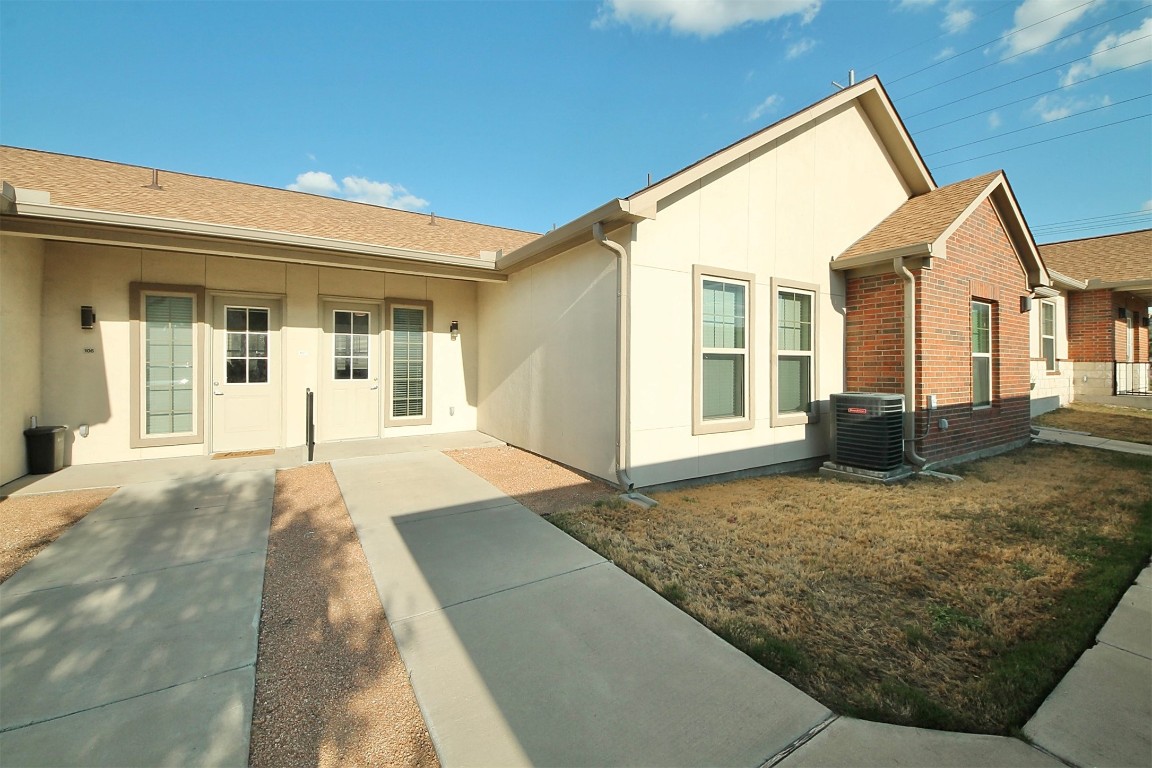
0,146,539,258
1038,229,1152,284
838,172,1001,260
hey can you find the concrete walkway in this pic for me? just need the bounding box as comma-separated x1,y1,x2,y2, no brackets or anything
0,471,274,767
1032,426,1152,455
1,428,1148,766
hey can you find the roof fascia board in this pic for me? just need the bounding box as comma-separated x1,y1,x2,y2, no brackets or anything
5,200,498,269
1047,269,1088,291
830,242,933,271
1,215,508,283
496,199,643,273
627,78,934,218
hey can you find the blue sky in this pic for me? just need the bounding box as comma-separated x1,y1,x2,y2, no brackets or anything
1,0,1149,243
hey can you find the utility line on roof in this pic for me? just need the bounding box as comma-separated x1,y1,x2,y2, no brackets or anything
896,5,1152,100
922,93,1151,156
903,34,1152,119
886,0,1100,86
913,60,1151,132
933,112,1150,168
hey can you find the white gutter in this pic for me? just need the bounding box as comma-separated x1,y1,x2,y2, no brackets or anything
3,199,500,271
593,222,635,495
895,257,930,469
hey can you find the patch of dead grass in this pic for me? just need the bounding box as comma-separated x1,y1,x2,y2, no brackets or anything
550,443,1151,734
1033,402,1152,444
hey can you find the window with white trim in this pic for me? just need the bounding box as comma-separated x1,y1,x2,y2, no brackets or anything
131,283,204,448
692,267,754,435
333,309,371,380
777,290,813,415
1041,301,1056,372
385,300,432,426
225,307,270,384
972,301,992,407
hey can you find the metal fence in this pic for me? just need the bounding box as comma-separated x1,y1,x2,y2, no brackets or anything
1115,362,1151,395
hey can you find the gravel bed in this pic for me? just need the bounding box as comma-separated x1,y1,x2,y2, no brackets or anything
444,445,617,515
0,487,116,584
249,463,437,767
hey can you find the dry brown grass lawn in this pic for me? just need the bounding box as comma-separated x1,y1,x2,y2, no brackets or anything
549,443,1151,734
1033,402,1152,444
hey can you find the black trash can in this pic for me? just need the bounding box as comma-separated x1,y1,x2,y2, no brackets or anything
24,426,67,474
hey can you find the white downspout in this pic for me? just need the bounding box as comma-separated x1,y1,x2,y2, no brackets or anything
895,257,929,468
594,222,635,494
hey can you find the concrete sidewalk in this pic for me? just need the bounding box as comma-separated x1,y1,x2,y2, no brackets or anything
332,451,834,767
1032,427,1152,455
0,471,273,767
333,451,1081,767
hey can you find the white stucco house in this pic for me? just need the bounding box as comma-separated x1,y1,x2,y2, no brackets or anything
1,77,1059,489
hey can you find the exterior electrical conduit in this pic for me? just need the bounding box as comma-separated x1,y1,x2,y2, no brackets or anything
895,256,931,469
593,222,636,495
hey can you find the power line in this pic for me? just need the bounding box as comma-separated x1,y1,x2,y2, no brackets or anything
914,59,1152,132
923,93,1151,156
887,0,1100,86
904,34,1152,119
1034,217,1152,238
1033,208,1152,228
934,112,1151,168
859,2,1015,75
1033,214,1152,235
896,4,1151,99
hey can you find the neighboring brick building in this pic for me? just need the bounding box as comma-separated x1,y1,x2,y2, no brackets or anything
1036,230,1151,401
833,172,1048,466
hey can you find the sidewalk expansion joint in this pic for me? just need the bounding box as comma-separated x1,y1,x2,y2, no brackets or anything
0,664,254,734
0,549,268,597
391,560,611,625
1097,638,1152,661
759,714,838,768
391,499,524,526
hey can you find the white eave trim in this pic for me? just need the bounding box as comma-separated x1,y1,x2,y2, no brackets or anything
3,200,499,271
1046,269,1088,291
496,198,646,272
831,242,933,271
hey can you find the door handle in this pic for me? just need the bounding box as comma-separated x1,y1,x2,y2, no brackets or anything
213,380,223,396
370,378,379,391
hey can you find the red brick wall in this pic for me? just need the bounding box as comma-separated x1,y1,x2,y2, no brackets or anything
842,198,1032,465
1067,289,1149,363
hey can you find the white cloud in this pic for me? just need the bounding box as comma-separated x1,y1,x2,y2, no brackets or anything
786,37,817,58
897,0,939,8
1002,0,1095,56
1031,92,1111,122
287,171,429,211
747,93,783,122
988,111,1002,128
943,2,975,34
287,171,339,196
1143,199,1152,211
1061,16,1152,86
934,46,956,60
594,0,821,37
306,152,317,162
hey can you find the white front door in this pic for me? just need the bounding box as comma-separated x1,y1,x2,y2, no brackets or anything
319,302,381,441
212,298,282,452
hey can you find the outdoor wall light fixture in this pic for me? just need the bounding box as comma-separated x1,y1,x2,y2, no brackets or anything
81,305,96,329
1020,296,1032,313
449,320,459,340
1118,307,1129,320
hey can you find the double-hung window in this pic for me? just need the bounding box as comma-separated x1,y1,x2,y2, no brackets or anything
693,267,753,434
1040,301,1057,372
771,279,819,426
385,300,433,427
971,301,992,407
130,283,204,447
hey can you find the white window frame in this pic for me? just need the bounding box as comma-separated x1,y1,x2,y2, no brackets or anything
384,299,433,427
1040,300,1057,373
692,266,754,435
771,278,820,427
972,300,992,409
130,283,205,448
331,308,372,382
224,305,271,385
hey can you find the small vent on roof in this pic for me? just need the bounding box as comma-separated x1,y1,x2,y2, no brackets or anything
142,169,163,190
428,212,437,226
